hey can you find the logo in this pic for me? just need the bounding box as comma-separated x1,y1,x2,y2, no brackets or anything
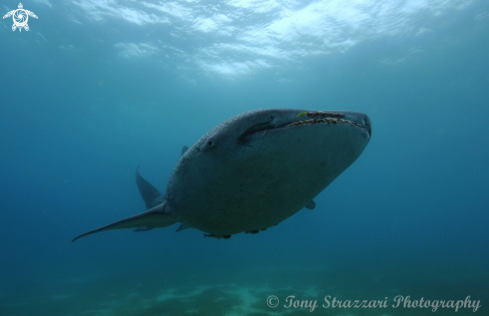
3,3,37,32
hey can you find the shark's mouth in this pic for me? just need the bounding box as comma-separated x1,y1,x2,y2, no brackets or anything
287,112,371,135
239,111,370,146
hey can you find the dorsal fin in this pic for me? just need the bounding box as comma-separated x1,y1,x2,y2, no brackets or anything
181,146,189,156
136,166,164,210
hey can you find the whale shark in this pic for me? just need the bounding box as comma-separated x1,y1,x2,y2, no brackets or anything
72,109,371,242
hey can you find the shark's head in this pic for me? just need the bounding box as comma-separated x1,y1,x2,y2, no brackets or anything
194,108,371,152
186,109,371,172
166,109,371,231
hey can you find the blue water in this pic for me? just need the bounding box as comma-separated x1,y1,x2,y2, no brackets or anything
1,0,488,315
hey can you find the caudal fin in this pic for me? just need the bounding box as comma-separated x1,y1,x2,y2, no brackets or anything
72,202,176,242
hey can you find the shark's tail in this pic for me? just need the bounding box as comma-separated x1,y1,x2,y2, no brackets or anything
72,167,176,242
72,202,176,242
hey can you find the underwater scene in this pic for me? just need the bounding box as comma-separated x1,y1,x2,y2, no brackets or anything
1,0,488,315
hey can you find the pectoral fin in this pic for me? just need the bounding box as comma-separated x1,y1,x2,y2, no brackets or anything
176,223,191,232
305,200,316,210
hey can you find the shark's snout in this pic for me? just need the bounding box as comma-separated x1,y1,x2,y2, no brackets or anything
363,115,372,136
343,111,372,137
282,110,371,139
346,112,372,137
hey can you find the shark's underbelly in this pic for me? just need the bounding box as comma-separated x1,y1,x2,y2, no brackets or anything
168,122,368,235
172,156,344,234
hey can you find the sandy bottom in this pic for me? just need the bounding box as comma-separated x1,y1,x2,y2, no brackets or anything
1,278,485,316
1,262,486,316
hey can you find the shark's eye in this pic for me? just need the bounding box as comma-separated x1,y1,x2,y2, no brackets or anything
207,139,216,148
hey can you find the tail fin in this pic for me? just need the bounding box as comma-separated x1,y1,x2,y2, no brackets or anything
72,202,176,242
